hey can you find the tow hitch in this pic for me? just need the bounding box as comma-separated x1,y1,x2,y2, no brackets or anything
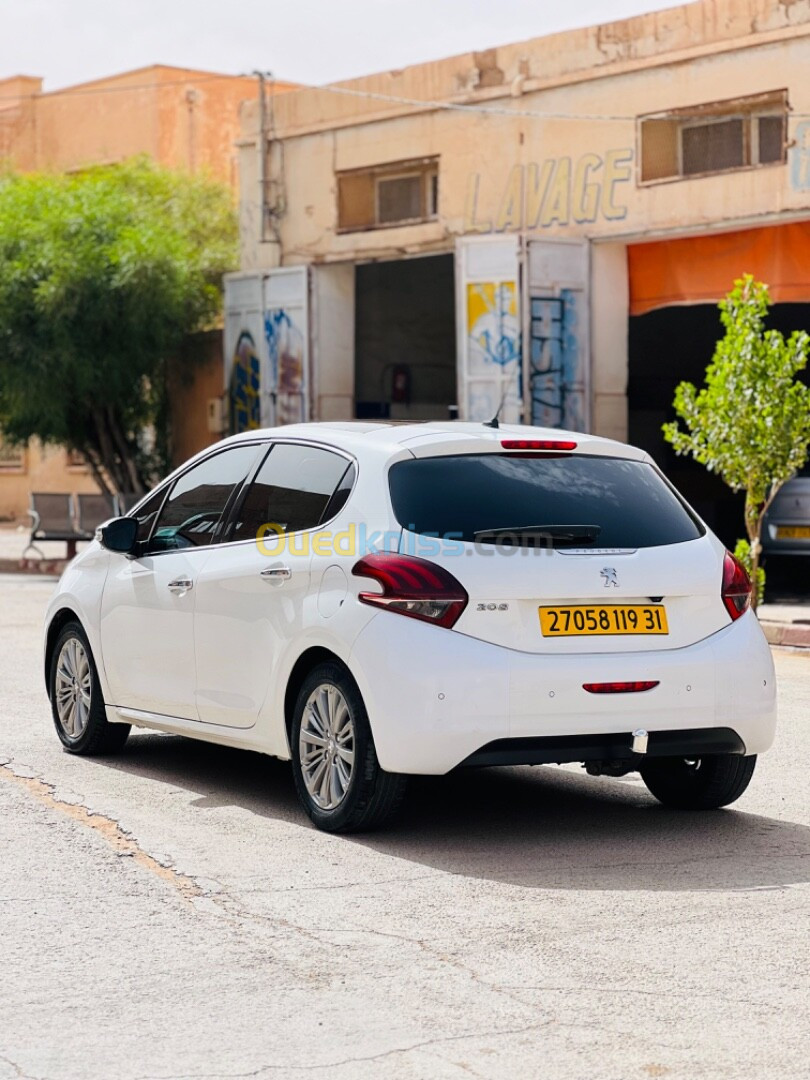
584,728,649,777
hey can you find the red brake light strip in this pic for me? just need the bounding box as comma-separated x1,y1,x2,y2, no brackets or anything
583,681,660,694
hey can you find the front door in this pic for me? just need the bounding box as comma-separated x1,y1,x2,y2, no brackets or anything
99,444,261,720
193,441,354,729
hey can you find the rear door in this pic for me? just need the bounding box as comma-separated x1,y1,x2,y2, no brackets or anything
390,448,729,654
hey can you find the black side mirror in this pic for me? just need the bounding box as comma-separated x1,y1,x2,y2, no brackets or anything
99,516,139,555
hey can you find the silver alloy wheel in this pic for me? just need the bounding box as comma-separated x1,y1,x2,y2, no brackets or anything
54,637,92,740
299,683,356,811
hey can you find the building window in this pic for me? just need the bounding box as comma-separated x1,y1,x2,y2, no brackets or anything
337,158,439,231
0,439,26,474
66,449,88,472
639,91,787,183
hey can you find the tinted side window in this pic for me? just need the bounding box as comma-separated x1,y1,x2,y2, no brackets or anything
321,462,356,522
149,445,259,552
231,444,350,542
132,487,168,544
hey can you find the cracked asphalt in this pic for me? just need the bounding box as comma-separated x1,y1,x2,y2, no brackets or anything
2,574,810,1080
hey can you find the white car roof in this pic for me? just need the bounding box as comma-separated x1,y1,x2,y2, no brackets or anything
223,421,646,461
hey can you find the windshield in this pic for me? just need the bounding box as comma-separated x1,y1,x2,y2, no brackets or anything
388,454,704,549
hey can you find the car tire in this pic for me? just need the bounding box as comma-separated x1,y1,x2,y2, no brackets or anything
49,621,131,755
640,753,756,810
290,662,407,833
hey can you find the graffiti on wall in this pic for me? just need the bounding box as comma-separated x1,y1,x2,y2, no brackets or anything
265,308,306,425
467,281,520,367
229,330,262,434
465,149,634,233
529,290,585,431
465,281,521,420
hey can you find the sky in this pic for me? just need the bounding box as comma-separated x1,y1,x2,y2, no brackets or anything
0,0,680,92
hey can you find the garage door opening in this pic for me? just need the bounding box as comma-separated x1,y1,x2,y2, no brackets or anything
629,302,810,547
354,254,456,421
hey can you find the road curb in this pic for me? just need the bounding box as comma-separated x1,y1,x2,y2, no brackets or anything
760,620,810,649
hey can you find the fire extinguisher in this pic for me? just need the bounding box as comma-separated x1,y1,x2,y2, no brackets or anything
391,364,411,404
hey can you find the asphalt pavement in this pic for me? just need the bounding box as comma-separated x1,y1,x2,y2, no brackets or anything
1,574,809,1080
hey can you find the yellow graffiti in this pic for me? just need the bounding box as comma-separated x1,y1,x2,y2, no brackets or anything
466,281,517,333
466,282,520,369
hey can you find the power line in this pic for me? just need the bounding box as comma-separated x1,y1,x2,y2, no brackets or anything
0,72,666,121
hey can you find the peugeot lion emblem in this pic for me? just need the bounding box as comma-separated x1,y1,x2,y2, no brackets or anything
601,567,619,588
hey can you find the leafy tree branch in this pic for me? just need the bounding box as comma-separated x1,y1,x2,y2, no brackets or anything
663,275,810,607
0,157,238,492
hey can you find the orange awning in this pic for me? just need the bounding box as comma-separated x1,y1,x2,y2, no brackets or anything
628,221,810,317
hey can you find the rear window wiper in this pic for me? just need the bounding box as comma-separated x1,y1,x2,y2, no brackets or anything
473,525,602,547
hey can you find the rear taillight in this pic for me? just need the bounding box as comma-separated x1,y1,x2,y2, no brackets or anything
352,553,468,629
722,551,752,621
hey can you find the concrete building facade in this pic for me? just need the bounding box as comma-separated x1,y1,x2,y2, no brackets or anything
228,0,810,539
0,65,267,186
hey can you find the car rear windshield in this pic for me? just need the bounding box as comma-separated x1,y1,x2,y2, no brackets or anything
388,454,704,548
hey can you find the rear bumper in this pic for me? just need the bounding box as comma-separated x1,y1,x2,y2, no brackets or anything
348,608,776,775
460,727,746,767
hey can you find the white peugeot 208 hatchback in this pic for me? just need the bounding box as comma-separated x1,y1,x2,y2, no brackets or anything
44,422,776,833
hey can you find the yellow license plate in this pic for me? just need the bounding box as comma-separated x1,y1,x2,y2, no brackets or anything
776,525,810,539
539,604,669,637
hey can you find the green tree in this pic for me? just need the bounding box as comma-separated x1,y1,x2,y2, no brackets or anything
663,275,810,607
0,158,238,493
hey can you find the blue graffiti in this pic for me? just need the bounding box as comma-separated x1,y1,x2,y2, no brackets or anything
229,330,261,434
475,325,521,368
468,283,521,370
264,306,307,424
264,308,293,390
530,289,584,430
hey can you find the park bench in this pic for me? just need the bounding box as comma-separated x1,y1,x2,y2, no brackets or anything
25,491,116,560
76,493,117,539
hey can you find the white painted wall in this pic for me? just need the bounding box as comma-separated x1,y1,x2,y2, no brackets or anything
312,263,355,421
590,242,630,443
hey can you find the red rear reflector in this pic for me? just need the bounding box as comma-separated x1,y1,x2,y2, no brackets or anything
721,550,752,621
583,681,660,694
501,439,577,451
352,553,468,629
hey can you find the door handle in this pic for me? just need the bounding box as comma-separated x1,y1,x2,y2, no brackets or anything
260,565,292,583
168,577,194,595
